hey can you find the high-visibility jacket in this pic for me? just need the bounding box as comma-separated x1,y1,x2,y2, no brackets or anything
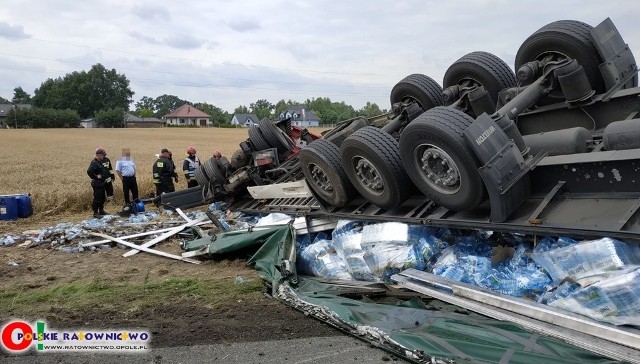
182,155,200,181
153,156,174,185
101,156,115,183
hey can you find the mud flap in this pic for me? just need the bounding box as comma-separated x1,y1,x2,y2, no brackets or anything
464,114,543,222
160,185,205,210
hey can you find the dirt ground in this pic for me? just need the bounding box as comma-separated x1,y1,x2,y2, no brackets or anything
0,212,338,353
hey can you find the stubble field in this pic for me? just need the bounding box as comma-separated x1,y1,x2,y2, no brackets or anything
1,126,327,233
0,126,341,358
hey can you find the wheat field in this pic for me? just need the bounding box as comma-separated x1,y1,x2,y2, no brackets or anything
0,127,286,217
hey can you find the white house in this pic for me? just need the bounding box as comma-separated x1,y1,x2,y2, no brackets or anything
230,113,259,127
163,104,212,127
278,106,320,127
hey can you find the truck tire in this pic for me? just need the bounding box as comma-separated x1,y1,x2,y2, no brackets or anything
203,158,225,186
515,20,608,97
341,126,411,210
299,139,355,208
248,125,271,151
258,119,294,155
195,166,210,187
230,149,248,169
443,51,516,108
390,74,444,111
399,107,486,211
323,117,369,147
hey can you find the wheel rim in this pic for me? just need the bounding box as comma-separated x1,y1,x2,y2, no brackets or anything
414,143,461,195
309,163,334,193
351,156,384,196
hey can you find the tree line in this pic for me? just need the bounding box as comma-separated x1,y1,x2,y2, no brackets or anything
2,64,387,128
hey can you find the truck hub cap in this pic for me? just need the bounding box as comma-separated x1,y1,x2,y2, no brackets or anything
415,145,461,194
353,156,384,196
309,164,334,192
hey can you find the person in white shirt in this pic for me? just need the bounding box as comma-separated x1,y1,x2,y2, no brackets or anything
115,148,139,206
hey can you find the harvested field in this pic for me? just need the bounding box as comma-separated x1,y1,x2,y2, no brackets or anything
0,126,341,358
0,127,326,233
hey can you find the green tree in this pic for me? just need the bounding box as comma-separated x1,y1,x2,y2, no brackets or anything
136,108,155,118
0,96,9,103
135,96,156,113
249,99,274,120
305,97,356,124
273,99,299,119
194,102,230,126
95,107,125,128
154,94,189,118
11,87,31,104
11,107,80,128
32,64,133,118
233,105,250,114
357,101,384,117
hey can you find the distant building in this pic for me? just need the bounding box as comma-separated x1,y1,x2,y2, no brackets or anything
125,113,164,128
230,113,259,127
80,119,97,128
0,104,32,128
163,104,211,126
278,106,319,127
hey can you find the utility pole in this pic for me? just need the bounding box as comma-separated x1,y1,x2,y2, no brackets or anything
13,104,17,129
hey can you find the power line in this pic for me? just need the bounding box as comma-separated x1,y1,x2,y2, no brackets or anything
0,32,401,77
0,51,393,90
0,63,389,98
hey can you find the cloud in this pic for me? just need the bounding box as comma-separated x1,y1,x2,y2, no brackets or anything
226,20,261,33
128,32,204,50
0,22,29,40
128,31,161,45
165,34,204,50
131,4,171,22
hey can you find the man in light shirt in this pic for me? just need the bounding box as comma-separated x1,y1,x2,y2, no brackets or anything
115,148,139,207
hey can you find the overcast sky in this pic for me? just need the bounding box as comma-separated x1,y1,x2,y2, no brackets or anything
1,0,638,113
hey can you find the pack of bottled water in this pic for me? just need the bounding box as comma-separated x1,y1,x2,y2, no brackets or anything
255,213,293,227
547,267,640,326
363,243,417,278
0,235,17,246
532,237,640,285
360,222,410,247
298,239,332,276
312,253,354,280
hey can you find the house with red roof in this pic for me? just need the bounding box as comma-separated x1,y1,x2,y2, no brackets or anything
162,104,211,127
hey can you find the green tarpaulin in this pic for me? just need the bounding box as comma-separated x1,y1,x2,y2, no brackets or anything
185,224,617,363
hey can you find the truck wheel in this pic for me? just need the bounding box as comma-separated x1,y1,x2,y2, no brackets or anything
390,74,444,111
203,158,225,185
323,117,369,147
248,125,271,151
258,119,294,155
230,149,248,169
341,126,410,209
299,139,355,208
195,166,210,187
399,107,486,211
515,20,612,99
443,51,516,110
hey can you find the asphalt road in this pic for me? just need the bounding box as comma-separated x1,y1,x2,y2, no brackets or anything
2,335,407,363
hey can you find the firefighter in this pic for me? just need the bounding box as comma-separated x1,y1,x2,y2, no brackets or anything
153,148,176,196
99,147,116,201
87,147,110,217
182,146,200,188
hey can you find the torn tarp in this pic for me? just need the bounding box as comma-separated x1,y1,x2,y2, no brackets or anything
182,221,624,363
277,282,618,364
182,225,296,289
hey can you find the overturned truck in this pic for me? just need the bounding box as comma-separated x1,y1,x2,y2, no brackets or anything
167,17,640,242
168,17,640,362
